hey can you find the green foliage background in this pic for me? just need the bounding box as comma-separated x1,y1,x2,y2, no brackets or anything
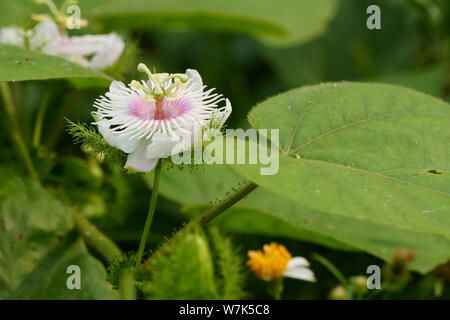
0,0,449,299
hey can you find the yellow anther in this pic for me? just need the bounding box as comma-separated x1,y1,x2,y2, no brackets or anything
30,13,53,22
130,80,148,92
153,73,170,83
166,92,183,101
247,243,292,281
139,94,156,103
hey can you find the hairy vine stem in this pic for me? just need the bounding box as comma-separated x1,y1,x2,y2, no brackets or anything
138,181,258,275
71,210,121,263
119,268,137,300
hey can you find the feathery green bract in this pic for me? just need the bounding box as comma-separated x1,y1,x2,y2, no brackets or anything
141,225,245,299
208,226,246,299
66,119,126,163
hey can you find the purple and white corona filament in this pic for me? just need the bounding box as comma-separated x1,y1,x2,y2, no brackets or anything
94,63,232,172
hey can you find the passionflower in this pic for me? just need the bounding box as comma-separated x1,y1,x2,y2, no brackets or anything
0,0,124,70
93,63,232,172
247,243,316,282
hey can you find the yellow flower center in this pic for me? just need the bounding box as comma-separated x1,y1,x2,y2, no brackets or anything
247,243,292,281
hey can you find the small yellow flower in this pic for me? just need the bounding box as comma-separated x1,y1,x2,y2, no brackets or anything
247,242,315,282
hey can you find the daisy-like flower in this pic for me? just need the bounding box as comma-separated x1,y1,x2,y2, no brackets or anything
247,242,316,282
93,63,232,172
0,0,124,70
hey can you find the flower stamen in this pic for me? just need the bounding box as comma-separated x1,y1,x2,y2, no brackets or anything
136,63,190,102
247,243,292,281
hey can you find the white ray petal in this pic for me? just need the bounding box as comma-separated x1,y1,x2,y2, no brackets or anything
97,120,139,153
283,267,316,282
124,141,158,172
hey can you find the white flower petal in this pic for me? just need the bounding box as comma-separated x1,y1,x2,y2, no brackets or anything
28,20,60,54
283,266,316,282
145,130,193,159
54,33,123,69
124,142,158,172
145,133,178,159
287,256,310,269
1,22,123,71
0,26,26,47
215,98,232,128
109,80,129,94
85,33,125,70
97,119,139,153
185,69,203,92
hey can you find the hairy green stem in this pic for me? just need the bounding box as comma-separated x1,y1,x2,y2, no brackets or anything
119,268,136,300
71,210,121,263
135,160,162,269
198,182,258,225
33,89,52,148
0,82,39,183
139,182,257,274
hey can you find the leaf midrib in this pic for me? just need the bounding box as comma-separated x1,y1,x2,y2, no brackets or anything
297,157,450,197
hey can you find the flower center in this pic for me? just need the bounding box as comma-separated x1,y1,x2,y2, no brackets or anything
247,243,292,281
128,96,193,121
155,98,164,120
130,63,189,103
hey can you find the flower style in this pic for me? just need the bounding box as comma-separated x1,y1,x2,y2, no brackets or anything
247,243,316,282
93,63,232,172
0,0,124,70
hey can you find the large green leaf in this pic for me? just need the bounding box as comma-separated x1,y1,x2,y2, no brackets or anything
0,45,111,82
150,165,450,273
89,0,337,46
0,171,118,299
234,82,449,239
185,203,450,274
146,165,351,250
